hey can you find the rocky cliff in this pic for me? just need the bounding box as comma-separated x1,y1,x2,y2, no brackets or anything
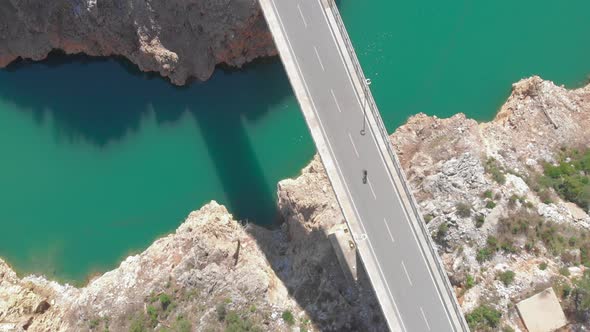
0,0,276,85
1,76,590,332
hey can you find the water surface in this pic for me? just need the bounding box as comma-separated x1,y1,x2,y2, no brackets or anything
1,0,589,282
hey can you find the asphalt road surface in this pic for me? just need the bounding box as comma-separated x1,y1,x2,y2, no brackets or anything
265,0,463,331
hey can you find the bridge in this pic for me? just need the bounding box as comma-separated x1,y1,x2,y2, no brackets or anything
258,0,469,331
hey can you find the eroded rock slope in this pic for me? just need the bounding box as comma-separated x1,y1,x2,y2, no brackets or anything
0,0,276,85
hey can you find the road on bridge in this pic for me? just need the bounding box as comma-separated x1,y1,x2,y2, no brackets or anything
261,0,466,331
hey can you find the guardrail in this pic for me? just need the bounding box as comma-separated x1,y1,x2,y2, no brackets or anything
324,1,468,330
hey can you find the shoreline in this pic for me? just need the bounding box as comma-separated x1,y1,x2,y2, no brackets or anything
1,74,589,286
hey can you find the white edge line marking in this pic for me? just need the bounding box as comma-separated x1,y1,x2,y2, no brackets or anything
313,46,325,71
268,1,407,331
401,261,413,286
296,3,308,28
330,89,343,113
383,218,395,243
348,132,360,158
314,0,456,328
420,307,432,331
367,178,377,200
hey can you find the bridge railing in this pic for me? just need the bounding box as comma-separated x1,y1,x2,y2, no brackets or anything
325,1,468,329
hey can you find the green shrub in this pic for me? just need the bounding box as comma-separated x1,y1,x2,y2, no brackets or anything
129,314,147,332
475,214,485,228
560,267,570,277
572,271,590,322
477,248,493,263
538,188,553,204
159,293,172,311
147,305,158,327
224,311,261,332
424,214,434,224
498,270,516,286
485,158,507,185
465,275,475,289
89,318,100,330
483,190,493,199
500,241,518,254
563,284,573,298
172,316,192,332
217,303,227,321
465,305,501,330
299,318,310,332
487,236,498,250
486,200,497,209
437,223,449,240
539,262,548,270
456,202,472,218
282,310,295,326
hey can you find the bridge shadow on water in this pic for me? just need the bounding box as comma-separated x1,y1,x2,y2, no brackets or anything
0,52,383,329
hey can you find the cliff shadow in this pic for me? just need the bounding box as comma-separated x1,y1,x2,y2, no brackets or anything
246,214,388,331
0,53,156,146
0,51,284,148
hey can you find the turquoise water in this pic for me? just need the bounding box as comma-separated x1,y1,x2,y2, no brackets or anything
0,58,314,282
342,0,590,128
1,0,589,283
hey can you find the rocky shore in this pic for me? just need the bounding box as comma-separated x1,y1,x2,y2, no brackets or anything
1,76,589,331
0,0,275,85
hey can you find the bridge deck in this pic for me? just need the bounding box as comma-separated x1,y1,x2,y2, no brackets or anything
258,0,469,331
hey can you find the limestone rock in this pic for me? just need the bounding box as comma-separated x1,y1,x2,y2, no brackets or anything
0,0,276,85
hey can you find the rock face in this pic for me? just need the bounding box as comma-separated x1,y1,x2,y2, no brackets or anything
394,76,590,330
0,0,276,85
0,202,301,331
0,201,384,331
1,76,590,332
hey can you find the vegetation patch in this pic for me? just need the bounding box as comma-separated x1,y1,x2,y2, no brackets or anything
571,271,590,323
282,310,295,326
485,158,507,185
496,209,590,266
465,305,501,330
485,200,497,209
456,202,472,218
129,313,148,332
159,293,172,311
436,223,449,244
224,311,261,332
540,148,590,212
476,247,494,263
475,214,485,228
217,302,228,321
163,315,192,332
497,270,516,286
465,274,475,289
